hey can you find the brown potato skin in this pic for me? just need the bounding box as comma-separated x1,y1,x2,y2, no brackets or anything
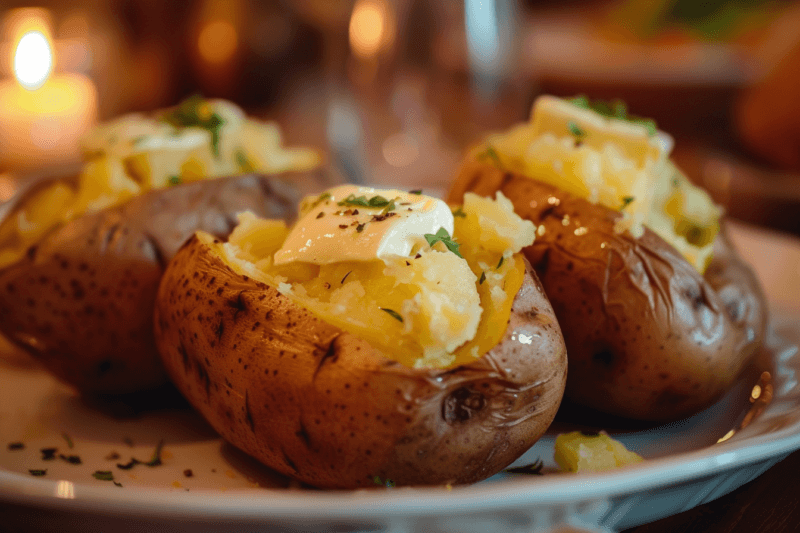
448,161,767,421
0,173,309,394
153,234,567,489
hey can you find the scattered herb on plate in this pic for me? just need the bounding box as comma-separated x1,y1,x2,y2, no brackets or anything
40,448,57,461
505,458,544,475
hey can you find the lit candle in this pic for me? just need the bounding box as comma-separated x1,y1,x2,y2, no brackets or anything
0,12,98,171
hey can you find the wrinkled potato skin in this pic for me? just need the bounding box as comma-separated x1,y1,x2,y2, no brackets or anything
449,161,767,421
0,173,308,394
154,234,567,489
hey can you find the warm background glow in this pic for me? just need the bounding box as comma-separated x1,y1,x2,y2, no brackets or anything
198,19,237,65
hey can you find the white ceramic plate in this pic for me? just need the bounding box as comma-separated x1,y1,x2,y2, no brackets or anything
1,221,799,533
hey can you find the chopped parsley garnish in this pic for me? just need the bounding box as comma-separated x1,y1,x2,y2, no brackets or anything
41,448,58,461
62,433,74,449
168,175,182,186
479,272,486,284
424,228,462,258
59,454,82,465
29,469,47,477
235,149,255,172
451,207,466,218
356,223,366,233
620,196,635,210
373,475,396,488
144,439,165,467
116,458,140,470
7,442,24,451
409,189,423,195
160,95,225,157
477,145,502,167
505,458,544,475
568,95,658,136
496,256,504,269
114,481,123,487
380,199,396,214
338,194,396,212
92,470,115,481
567,121,585,139
380,308,403,323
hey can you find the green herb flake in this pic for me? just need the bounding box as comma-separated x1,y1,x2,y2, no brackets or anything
113,481,123,487
451,207,466,218
620,196,635,210
409,189,423,195
567,121,585,139
569,95,590,109
477,145,502,168
567,96,658,136
496,256,504,270
380,308,403,323
235,149,255,172
7,442,24,451
505,458,544,475
372,475,396,488
479,272,486,285
160,95,225,157
168,175,182,186
93,470,115,481
424,227,462,258
41,448,58,461
29,469,47,477
144,439,165,467
116,458,140,470
62,433,74,449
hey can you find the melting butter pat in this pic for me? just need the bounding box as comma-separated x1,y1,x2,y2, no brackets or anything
274,185,454,265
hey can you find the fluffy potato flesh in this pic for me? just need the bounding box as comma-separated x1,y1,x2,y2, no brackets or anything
154,192,567,488
0,96,320,270
218,190,535,370
474,95,721,273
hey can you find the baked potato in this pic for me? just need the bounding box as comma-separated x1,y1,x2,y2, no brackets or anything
0,97,323,394
448,95,767,421
154,186,567,488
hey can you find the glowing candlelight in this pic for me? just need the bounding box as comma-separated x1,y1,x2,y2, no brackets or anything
0,11,98,170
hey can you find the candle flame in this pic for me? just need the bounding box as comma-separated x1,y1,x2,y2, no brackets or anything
13,30,53,90
349,0,394,61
